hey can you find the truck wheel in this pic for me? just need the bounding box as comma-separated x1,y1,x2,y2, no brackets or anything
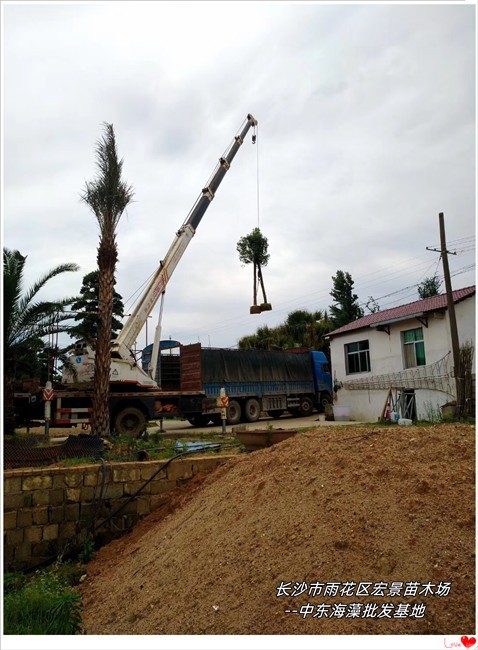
114,407,147,438
244,398,261,423
299,396,314,417
226,400,242,425
319,392,332,412
268,409,284,419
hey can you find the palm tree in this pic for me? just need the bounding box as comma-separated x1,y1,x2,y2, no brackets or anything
3,248,79,434
81,123,134,437
238,308,332,353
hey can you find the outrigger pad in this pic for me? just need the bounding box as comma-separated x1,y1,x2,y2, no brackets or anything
250,305,262,314
260,303,272,312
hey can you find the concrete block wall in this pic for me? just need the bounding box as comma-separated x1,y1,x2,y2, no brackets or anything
4,454,234,572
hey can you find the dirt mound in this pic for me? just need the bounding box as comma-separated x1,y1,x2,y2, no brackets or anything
80,423,475,635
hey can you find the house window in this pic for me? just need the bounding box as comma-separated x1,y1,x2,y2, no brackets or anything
345,340,370,374
402,327,426,368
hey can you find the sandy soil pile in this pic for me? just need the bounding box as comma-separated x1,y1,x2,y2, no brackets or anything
80,423,475,635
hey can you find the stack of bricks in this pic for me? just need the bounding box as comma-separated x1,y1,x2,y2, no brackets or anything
4,455,233,571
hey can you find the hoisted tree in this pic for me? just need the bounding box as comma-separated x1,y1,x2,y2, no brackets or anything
237,227,272,314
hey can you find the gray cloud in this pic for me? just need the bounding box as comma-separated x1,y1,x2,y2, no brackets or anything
3,2,475,353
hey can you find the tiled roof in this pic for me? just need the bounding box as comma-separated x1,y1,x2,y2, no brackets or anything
327,285,475,338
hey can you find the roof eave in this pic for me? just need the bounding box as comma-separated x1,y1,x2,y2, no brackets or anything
369,312,426,328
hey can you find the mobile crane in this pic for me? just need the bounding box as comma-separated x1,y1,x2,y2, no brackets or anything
63,114,258,388
9,115,258,436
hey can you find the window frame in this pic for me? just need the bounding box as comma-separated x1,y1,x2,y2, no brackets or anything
345,339,371,375
402,327,426,368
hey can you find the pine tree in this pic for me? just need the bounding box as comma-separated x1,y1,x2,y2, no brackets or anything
329,270,364,328
69,270,124,344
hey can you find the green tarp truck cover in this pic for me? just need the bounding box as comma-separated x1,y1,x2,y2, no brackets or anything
201,348,313,384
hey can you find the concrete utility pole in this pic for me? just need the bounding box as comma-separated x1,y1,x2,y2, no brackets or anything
428,212,461,411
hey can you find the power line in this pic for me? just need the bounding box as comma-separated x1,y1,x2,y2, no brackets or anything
174,261,476,343
128,229,475,346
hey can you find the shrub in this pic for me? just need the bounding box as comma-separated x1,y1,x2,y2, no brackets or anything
3,567,82,635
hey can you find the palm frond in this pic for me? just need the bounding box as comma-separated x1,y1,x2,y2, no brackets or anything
3,249,26,339
10,300,76,343
81,122,134,234
4,246,80,370
18,263,79,314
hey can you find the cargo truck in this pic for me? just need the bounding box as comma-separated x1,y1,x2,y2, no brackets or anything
157,343,333,426
14,343,333,435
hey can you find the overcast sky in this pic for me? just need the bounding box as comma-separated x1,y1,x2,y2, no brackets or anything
3,1,476,356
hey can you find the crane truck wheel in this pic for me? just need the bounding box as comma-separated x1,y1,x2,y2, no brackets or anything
114,407,147,438
226,400,242,426
298,396,314,417
244,398,261,423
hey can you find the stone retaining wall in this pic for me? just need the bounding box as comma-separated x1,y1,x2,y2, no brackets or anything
4,454,234,572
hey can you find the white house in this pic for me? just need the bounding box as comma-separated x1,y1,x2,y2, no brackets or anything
327,286,476,422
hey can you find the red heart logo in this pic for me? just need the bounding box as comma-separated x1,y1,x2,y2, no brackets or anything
461,637,477,649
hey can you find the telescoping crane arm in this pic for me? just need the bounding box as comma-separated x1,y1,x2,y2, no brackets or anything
112,114,258,366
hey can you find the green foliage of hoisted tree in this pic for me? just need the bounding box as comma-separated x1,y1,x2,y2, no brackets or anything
236,227,272,314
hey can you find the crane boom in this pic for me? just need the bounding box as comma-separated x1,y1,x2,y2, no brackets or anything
112,113,258,369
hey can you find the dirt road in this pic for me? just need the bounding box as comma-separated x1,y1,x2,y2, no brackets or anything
151,412,358,436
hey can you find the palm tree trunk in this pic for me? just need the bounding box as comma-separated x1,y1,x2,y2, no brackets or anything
4,358,16,435
92,241,117,437
81,123,134,436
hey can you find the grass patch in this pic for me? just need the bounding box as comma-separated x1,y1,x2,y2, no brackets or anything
102,430,242,463
3,564,83,635
61,456,100,466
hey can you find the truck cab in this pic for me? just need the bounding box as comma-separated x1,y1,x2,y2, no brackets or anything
310,350,333,409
